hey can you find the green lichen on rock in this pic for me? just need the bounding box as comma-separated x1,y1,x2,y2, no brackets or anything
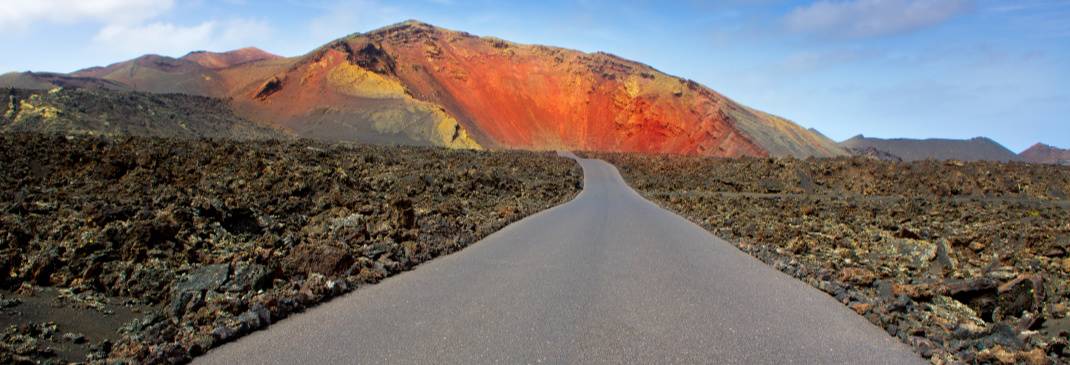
15,96,62,123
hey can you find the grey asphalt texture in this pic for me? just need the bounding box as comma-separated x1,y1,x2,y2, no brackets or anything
197,153,923,364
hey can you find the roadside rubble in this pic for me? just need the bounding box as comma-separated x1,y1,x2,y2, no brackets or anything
602,153,1070,364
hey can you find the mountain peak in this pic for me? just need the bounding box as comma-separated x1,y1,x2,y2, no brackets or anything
399,19,434,27
365,19,447,36
1019,142,1070,165
1026,142,1053,150
180,47,281,69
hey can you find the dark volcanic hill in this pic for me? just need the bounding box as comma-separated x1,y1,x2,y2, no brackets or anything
843,146,903,162
1019,143,1070,165
2,88,284,139
0,72,129,91
840,135,1020,162
0,20,845,157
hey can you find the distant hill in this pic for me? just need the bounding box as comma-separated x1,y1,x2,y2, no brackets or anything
839,135,1020,162
180,47,282,70
843,146,903,162
1,87,285,140
1019,143,1070,165
69,54,231,96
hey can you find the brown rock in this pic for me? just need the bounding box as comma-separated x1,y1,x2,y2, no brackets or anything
850,303,872,315
997,274,1044,319
389,198,416,230
1017,348,1050,365
837,267,877,286
943,277,1000,295
282,242,355,276
897,227,922,240
1053,302,1068,316
1062,258,1070,273
977,345,1017,364
931,239,956,273
14,283,34,296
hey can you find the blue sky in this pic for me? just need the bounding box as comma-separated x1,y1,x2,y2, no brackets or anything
2,0,1068,151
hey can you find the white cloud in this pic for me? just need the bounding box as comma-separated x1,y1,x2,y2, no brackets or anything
0,0,272,57
93,19,271,57
0,0,173,30
785,0,973,38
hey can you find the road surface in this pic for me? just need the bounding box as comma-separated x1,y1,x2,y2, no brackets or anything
199,153,922,364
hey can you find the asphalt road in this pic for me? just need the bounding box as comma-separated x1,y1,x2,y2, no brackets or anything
198,153,923,364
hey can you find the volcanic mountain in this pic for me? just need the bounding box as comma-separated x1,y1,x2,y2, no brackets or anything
1019,143,1070,165
1,20,844,157
840,135,1020,162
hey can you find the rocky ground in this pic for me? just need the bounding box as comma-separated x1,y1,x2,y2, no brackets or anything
599,153,1070,364
0,132,581,364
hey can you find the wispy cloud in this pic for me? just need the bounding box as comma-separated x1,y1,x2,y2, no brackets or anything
0,0,274,59
93,18,272,57
0,0,174,30
785,0,974,38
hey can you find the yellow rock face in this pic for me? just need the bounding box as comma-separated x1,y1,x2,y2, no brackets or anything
325,59,481,150
430,109,480,149
328,63,407,99
623,75,642,98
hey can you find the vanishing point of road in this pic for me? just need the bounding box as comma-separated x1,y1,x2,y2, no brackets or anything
198,153,922,364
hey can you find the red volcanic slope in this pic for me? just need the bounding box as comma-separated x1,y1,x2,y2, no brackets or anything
369,27,763,155
230,21,843,156
375,22,842,156
1019,143,1070,165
